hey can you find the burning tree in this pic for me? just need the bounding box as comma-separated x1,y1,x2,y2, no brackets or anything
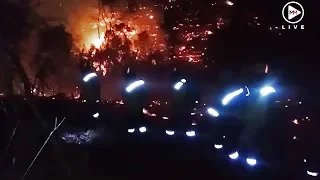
0,0,73,95
71,0,167,76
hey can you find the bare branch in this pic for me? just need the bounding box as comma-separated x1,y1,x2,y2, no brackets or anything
54,117,66,130
4,122,19,153
24,97,73,175
0,101,20,168
21,117,66,180
54,117,57,128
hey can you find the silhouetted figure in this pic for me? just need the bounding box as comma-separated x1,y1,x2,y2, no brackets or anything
236,63,273,154
79,59,100,102
123,66,147,129
170,67,199,129
212,63,275,158
170,67,183,125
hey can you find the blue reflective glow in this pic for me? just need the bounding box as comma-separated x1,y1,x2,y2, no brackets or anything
93,112,99,118
128,128,135,133
229,151,239,159
139,126,147,133
214,144,223,149
244,86,250,96
246,158,257,166
165,130,175,135
307,170,318,177
186,130,195,137
222,88,244,105
207,108,219,117
174,79,187,90
260,86,275,96
174,82,184,90
83,72,97,82
126,80,145,92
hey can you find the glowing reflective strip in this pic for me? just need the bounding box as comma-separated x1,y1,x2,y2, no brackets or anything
83,73,97,82
126,80,145,92
222,88,244,105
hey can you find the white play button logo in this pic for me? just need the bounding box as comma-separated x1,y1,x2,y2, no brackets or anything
288,5,301,20
282,1,304,24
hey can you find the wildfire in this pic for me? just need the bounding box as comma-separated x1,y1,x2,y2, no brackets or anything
70,4,167,75
69,1,227,75
92,32,105,49
173,24,216,63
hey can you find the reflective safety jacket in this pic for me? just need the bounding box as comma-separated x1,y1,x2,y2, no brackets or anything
123,79,147,108
216,77,276,124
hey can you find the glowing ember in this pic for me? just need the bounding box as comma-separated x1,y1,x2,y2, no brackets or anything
68,2,227,75
69,3,167,75
173,23,217,63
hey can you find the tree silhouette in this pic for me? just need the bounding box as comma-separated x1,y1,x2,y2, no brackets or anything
33,24,73,94
0,1,33,94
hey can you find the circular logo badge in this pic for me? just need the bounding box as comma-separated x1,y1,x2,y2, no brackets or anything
282,1,304,24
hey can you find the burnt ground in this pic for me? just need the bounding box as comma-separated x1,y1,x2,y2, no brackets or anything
0,97,316,180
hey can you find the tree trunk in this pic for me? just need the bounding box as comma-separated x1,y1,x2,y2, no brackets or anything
0,51,14,95
6,73,14,95
8,49,32,95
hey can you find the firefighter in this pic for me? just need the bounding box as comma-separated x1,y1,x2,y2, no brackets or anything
170,67,186,128
211,62,276,164
170,67,199,129
237,63,271,154
123,65,147,130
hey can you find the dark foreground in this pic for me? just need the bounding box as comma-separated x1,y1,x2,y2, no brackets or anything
0,97,317,180
1,133,312,180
